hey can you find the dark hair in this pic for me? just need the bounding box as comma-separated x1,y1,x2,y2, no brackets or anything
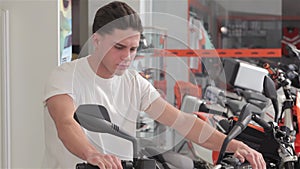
92,1,143,35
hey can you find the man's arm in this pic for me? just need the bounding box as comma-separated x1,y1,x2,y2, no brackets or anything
46,94,122,169
145,97,265,169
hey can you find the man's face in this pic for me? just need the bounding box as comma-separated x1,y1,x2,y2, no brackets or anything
95,28,140,78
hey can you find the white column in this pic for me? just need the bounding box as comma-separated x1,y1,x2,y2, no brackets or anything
0,9,11,169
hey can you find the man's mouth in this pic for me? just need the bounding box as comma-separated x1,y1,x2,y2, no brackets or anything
117,64,129,70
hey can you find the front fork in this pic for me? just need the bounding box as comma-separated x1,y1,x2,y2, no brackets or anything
283,106,294,132
278,102,298,168
278,144,298,169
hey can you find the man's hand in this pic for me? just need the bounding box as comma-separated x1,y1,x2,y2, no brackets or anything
233,144,266,169
86,151,123,169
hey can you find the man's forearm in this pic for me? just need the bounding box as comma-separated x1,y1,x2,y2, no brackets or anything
57,120,99,160
185,116,248,153
185,117,226,151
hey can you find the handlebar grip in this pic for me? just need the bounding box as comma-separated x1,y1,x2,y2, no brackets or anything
76,163,99,169
252,114,272,132
76,161,133,169
263,63,276,76
222,156,252,169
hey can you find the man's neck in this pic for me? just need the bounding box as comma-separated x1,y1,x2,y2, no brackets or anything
87,55,114,79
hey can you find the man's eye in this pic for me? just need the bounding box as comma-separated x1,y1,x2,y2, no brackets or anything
130,47,137,52
114,45,124,49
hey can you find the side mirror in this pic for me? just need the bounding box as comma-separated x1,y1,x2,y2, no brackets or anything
74,104,138,159
216,103,255,164
263,75,279,122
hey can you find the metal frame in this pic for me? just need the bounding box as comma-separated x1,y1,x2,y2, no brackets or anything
1,9,11,169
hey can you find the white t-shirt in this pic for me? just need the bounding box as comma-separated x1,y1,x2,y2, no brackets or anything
42,57,160,168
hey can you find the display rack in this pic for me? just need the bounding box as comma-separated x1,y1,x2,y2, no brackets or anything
217,15,282,49
152,48,281,58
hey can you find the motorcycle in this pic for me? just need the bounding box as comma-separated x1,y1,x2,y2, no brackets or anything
263,62,300,155
216,102,298,169
184,75,299,168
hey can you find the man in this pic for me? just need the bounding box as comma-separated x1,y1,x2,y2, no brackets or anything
43,1,266,169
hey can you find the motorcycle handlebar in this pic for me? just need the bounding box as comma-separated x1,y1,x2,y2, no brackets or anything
76,163,99,169
251,114,272,132
76,161,133,169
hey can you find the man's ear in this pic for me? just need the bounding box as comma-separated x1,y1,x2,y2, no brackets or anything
92,33,102,48
92,33,101,47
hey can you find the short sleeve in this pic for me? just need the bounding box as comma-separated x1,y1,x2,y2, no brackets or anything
43,63,75,103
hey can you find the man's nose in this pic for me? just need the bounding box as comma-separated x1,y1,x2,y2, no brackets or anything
120,50,131,60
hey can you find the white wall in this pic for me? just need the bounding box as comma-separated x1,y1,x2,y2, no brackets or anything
0,0,58,168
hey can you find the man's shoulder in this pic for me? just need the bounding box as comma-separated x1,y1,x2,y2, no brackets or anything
54,57,87,73
47,58,86,82
60,57,86,68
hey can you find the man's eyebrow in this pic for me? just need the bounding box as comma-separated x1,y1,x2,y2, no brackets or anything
114,42,139,48
114,42,126,47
